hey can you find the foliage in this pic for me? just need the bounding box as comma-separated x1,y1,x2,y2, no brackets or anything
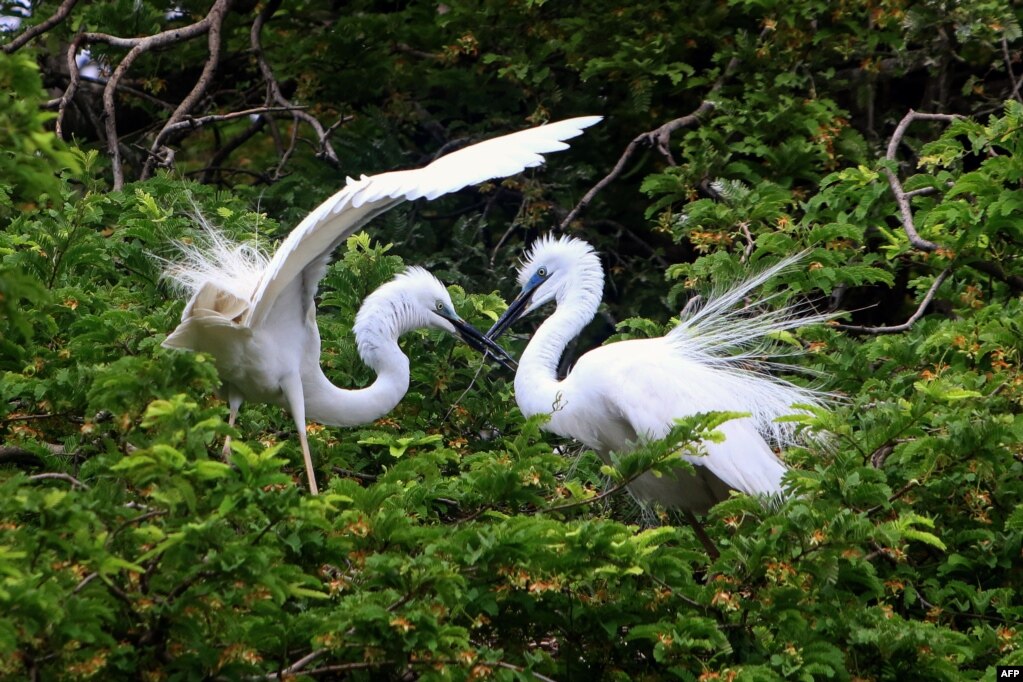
2,0,1023,680
0,52,78,214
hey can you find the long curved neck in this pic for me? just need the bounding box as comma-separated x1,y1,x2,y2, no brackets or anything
515,266,603,417
302,309,412,428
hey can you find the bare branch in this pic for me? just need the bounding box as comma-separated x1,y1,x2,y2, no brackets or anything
870,443,896,469
737,220,754,263
157,106,301,136
882,110,962,252
0,446,44,468
558,51,744,230
968,257,1023,292
1003,36,1023,104
490,661,557,682
27,472,89,489
84,0,233,189
837,267,950,334
251,0,341,168
272,118,301,181
1,413,63,424
1,0,81,54
55,35,85,140
72,572,100,594
141,0,234,180
393,41,443,61
250,649,327,680
903,186,942,199
202,115,269,183
275,662,384,678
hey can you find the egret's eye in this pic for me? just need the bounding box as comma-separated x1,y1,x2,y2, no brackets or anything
537,266,548,278
435,301,445,312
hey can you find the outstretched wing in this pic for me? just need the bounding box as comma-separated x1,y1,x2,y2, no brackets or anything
245,115,602,328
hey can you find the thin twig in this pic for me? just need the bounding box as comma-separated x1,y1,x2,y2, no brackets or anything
157,107,300,136
442,358,490,424
272,117,301,181
277,662,384,678
837,268,950,333
55,34,85,140
202,114,269,183
108,509,168,544
72,572,99,594
648,572,706,609
1003,36,1023,104
1,0,81,54
1,413,63,424
544,469,646,513
558,100,718,230
559,50,745,230
903,186,941,199
252,594,415,680
27,472,89,489
882,110,962,252
737,220,754,263
682,508,720,560
332,467,378,483
184,166,273,183
490,661,557,682
251,0,341,167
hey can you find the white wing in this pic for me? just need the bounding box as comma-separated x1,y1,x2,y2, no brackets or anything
571,342,788,499
245,115,603,327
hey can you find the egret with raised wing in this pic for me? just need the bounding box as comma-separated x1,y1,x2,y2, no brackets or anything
487,236,828,519
162,117,601,494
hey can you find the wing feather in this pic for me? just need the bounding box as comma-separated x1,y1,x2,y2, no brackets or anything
596,351,787,498
246,115,602,327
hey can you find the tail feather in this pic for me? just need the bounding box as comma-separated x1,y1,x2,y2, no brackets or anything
160,214,269,311
667,254,833,447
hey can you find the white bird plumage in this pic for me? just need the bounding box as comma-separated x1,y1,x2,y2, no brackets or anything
161,117,601,495
487,235,829,515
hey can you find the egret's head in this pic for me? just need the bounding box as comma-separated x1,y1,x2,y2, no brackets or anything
355,267,515,369
487,235,603,340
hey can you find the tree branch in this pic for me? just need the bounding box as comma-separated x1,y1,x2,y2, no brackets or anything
837,268,950,334
202,114,268,183
55,34,85,140
1,0,81,54
967,257,1023,292
82,0,233,189
882,110,962,252
27,472,89,489
156,106,301,136
250,0,341,168
1002,36,1023,104
140,0,234,180
559,52,743,230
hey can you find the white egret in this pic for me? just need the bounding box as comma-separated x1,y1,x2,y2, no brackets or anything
487,236,828,520
161,117,601,494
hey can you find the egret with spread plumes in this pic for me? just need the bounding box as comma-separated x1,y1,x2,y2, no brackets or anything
162,117,601,494
487,235,829,519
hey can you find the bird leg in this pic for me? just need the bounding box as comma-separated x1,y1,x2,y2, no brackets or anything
295,422,319,496
682,509,720,560
222,394,242,460
283,378,320,495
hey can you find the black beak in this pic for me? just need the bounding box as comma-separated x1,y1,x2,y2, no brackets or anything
485,285,537,341
449,316,518,371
